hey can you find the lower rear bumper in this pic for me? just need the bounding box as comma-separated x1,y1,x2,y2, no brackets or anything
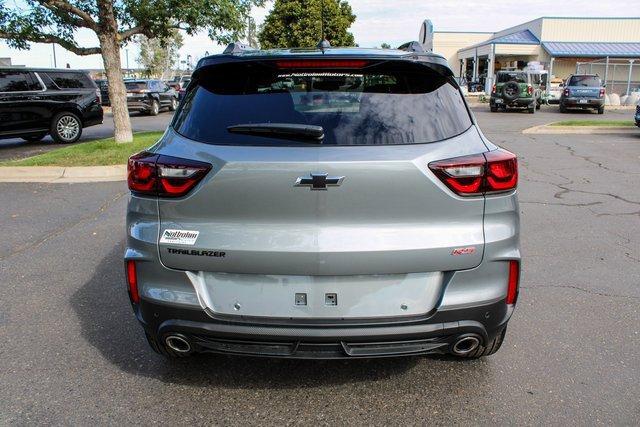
562,98,604,108
135,298,513,358
490,96,534,108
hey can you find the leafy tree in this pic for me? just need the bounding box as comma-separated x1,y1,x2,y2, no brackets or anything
0,0,262,143
259,0,355,49
380,43,391,49
137,29,183,79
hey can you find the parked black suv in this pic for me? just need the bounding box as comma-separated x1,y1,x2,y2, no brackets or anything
125,79,178,115
0,68,103,143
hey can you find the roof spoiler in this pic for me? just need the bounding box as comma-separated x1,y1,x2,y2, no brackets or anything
223,41,255,55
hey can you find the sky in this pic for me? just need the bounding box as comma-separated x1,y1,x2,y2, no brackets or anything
0,0,638,70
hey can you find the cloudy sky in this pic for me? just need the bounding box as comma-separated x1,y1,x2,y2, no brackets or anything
0,0,637,69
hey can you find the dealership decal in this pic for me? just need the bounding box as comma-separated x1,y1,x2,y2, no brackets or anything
160,229,199,246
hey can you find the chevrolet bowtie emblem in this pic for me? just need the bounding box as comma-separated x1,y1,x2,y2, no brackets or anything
295,173,345,190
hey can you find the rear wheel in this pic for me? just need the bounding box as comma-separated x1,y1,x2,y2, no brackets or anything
527,106,535,114
536,102,541,110
559,103,567,113
490,106,498,112
169,97,178,111
454,327,507,359
148,99,160,116
21,132,47,142
597,106,605,114
50,112,82,144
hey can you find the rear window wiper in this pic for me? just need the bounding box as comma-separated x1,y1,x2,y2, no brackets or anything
227,123,324,142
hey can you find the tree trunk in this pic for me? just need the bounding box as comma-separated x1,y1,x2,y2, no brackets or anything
99,34,133,143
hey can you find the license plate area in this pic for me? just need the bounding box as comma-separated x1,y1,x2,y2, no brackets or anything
495,99,503,104
187,271,444,319
578,99,589,104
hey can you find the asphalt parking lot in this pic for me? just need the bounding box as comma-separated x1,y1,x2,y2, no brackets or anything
1,106,638,424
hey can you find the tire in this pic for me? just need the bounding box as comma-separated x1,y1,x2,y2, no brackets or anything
528,106,535,114
501,81,520,103
536,102,541,110
148,99,160,116
455,327,507,359
50,112,82,144
559,103,567,113
597,106,605,115
21,132,47,142
144,332,191,358
169,97,178,112
490,106,498,112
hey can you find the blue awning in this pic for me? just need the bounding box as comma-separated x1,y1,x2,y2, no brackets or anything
543,42,640,58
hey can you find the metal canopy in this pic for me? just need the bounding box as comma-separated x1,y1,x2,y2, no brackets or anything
542,42,640,58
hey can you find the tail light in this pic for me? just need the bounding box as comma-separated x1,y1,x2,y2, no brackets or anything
506,260,520,304
126,260,139,303
599,88,605,97
491,84,496,94
563,88,570,97
527,85,533,95
275,59,370,69
428,149,518,196
127,152,211,197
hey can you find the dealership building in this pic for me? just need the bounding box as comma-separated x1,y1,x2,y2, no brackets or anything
420,17,640,95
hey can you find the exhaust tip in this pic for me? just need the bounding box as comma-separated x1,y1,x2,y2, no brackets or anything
452,334,481,355
165,334,192,353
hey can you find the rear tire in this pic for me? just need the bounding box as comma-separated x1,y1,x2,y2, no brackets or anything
169,97,178,112
148,100,160,116
597,106,605,114
455,327,507,359
50,112,82,144
536,102,541,110
528,106,535,114
490,106,498,112
559,103,567,113
21,132,47,142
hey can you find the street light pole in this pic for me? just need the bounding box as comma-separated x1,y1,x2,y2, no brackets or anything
52,44,57,68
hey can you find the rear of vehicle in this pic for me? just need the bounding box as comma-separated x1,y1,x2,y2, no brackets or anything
635,102,640,127
560,74,605,114
547,78,564,104
125,80,154,114
490,71,536,113
125,47,520,359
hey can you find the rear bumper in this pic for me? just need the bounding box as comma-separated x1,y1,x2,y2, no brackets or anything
490,96,534,108
561,98,604,108
134,297,513,358
127,98,151,111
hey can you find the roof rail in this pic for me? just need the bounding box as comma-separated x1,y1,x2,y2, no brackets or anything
223,42,253,55
397,41,426,53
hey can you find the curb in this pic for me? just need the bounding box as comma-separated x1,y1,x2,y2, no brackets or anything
0,165,126,183
523,124,638,135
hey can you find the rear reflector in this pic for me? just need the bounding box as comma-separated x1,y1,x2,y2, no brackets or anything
506,260,520,305
127,152,211,197
275,59,369,69
126,260,139,303
428,149,517,196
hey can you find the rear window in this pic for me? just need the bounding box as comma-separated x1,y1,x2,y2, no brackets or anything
45,72,94,89
568,75,601,87
497,72,527,84
125,81,148,91
172,61,472,146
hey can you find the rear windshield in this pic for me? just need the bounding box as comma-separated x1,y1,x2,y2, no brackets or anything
45,72,94,89
125,81,148,91
497,72,527,84
172,62,472,146
568,75,601,87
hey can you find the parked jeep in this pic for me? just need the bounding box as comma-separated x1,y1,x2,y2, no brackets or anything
490,70,540,113
559,74,605,114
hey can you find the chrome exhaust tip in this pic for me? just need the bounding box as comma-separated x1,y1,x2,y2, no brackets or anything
165,334,192,353
452,335,481,355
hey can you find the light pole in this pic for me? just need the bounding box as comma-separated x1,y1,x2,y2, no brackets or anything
52,44,57,68
125,49,130,73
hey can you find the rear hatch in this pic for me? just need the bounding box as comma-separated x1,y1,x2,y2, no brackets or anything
567,75,602,98
155,57,488,319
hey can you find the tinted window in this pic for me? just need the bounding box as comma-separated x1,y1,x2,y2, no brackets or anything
568,75,601,87
497,72,527,84
173,62,472,146
0,71,31,92
46,72,93,89
125,81,148,91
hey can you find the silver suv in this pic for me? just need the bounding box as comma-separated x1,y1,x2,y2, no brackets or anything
125,42,520,359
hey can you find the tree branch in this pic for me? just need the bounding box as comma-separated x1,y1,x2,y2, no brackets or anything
0,30,101,55
35,0,98,30
118,25,147,41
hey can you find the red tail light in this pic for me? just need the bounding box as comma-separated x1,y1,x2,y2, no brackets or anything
599,88,605,97
127,152,211,197
506,260,520,304
428,149,518,196
527,85,533,95
275,59,369,69
126,260,139,303
491,84,496,94
563,88,570,97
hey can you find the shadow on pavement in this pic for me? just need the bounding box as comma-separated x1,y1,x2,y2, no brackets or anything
72,243,489,390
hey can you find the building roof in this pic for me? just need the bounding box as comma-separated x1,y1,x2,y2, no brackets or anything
542,42,640,58
490,29,540,45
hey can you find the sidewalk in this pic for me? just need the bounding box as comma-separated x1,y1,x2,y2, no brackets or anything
0,165,126,183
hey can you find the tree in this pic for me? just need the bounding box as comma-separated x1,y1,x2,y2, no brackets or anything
380,43,391,49
0,0,262,143
258,0,355,49
137,29,183,79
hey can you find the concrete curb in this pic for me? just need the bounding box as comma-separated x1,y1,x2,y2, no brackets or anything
0,164,126,183
523,124,638,135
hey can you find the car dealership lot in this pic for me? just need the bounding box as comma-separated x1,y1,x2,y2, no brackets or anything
0,107,638,425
